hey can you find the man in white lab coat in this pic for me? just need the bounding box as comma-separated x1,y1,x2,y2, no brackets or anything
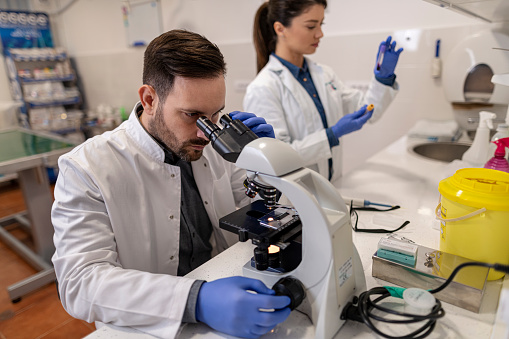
51,29,291,339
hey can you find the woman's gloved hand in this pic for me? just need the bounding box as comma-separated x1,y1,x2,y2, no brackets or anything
374,35,404,79
331,105,373,139
196,276,292,338
229,111,276,138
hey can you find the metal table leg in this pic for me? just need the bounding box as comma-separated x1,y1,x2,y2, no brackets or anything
0,165,56,302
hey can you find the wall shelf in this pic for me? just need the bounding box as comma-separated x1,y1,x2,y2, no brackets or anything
4,47,84,137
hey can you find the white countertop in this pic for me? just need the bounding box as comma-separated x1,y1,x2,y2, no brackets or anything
85,135,507,339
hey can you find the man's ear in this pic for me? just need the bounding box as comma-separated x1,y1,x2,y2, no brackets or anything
138,85,157,116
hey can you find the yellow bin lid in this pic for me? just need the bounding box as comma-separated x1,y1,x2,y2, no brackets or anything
438,168,509,211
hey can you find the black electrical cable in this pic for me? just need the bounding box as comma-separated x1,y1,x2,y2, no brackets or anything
343,262,509,338
349,201,410,233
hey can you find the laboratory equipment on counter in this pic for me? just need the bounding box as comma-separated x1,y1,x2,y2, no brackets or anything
342,196,393,208
484,137,509,172
372,242,489,313
461,111,496,166
197,114,366,339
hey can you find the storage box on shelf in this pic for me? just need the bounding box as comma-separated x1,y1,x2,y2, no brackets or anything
4,47,85,140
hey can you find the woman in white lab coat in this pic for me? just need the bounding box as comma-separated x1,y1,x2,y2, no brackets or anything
244,0,403,184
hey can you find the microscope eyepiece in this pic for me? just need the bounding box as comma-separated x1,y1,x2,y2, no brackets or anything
197,116,221,143
196,114,258,163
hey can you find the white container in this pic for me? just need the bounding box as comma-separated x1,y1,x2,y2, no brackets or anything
403,288,436,316
490,123,509,159
462,111,496,166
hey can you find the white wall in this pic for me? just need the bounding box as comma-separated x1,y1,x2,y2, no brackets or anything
26,0,506,173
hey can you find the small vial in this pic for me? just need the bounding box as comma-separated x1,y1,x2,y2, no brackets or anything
376,44,386,70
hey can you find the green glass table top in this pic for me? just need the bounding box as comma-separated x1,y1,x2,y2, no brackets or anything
0,130,74,163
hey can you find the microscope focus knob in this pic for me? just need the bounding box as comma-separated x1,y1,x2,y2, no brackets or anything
272,276,306,310
238,229,248,242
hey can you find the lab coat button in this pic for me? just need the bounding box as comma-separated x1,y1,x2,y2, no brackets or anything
169,215,174,220
204,201,208,205
204,163,207,167
171,174,175,178
170,256,174,260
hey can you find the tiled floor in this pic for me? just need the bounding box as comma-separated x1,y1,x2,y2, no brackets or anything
0,180,95,339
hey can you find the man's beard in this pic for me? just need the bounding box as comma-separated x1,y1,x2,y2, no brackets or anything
148,105,209,162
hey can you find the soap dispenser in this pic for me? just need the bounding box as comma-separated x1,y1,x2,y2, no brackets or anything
484,137,509,172
461,111,496,167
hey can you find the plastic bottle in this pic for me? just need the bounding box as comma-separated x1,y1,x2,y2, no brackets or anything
490,123,509,159
461,111,496,167
484,137,509,173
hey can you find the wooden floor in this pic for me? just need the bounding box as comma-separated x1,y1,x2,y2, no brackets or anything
0,180,95,339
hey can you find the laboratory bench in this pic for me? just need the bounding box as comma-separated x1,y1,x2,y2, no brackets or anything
0,127,75,302
85,135,508,339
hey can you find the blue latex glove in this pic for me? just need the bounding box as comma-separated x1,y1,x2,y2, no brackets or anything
374,36,403,79
331,105,373,139
229,111,276,139
196,276,292,338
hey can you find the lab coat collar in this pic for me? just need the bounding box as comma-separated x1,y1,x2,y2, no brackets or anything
125,102,167,164
271,52,309,78
127,102,214,167
266,55,327,121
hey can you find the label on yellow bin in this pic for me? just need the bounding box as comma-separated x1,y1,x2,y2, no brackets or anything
440,205,447,241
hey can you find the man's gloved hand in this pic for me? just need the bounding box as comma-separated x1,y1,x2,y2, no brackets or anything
229,111,276,138
331,105,373,139
374,35,403,79
196,276,291,338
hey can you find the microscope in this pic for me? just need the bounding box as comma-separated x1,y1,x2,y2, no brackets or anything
197,115,366,339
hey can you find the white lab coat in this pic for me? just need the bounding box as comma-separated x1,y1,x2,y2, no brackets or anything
51,103,249,339
243,55,398,183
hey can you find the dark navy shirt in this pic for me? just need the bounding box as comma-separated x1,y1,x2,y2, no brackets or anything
135,106,212,277
163,151,213,276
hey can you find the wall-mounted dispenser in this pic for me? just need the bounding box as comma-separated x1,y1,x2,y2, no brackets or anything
443,30,509,140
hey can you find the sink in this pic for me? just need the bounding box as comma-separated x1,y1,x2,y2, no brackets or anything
410,142,471,163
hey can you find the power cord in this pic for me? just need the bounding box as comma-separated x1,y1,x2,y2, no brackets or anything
341,262,509,338
349,201,410,234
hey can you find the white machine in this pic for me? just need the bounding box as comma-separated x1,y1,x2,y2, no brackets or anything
198,116,366,339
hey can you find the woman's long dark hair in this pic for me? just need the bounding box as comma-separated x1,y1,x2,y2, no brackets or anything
253,0,327,73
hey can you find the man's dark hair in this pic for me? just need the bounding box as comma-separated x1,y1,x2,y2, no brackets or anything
143,29,226,102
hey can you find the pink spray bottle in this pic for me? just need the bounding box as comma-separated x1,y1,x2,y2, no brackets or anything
484,137,509,173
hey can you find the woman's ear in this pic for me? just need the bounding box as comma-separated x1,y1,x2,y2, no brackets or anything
138,85,157,116
273,21,285,38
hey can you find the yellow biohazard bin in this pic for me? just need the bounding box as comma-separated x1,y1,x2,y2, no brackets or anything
437,168,509,280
